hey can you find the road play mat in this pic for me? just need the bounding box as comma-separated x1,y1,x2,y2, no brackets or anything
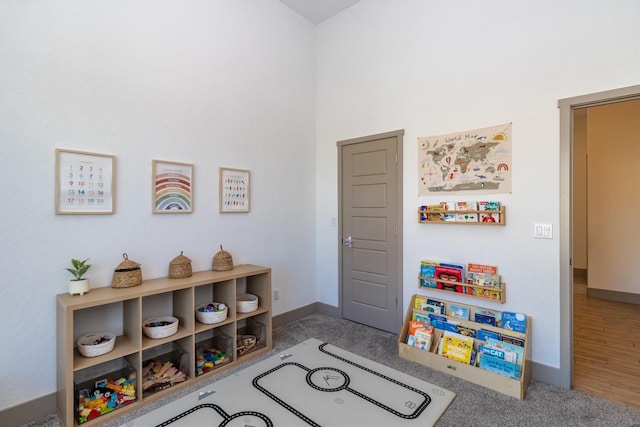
129,338,456,426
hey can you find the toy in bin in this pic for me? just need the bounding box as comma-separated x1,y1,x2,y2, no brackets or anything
76,373,136,424
195,302,228,324
196,346,230,375
142,358,187,394
143,316,179,339
77,332,116,358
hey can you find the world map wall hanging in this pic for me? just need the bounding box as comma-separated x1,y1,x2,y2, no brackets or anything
418,123,512,195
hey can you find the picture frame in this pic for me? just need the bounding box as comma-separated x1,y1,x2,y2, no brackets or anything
219,167,250,213
152,160,194,213
55,149,115,214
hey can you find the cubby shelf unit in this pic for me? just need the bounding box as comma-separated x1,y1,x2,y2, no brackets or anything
56,264,272,427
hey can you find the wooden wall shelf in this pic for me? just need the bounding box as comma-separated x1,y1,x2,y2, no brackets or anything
418,276,506,303
418,206,505,225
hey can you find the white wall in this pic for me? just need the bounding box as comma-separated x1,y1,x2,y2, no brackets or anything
0,0,317,411
315,0,640,370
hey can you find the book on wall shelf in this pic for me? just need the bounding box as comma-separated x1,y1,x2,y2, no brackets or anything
478,201,501,223
419,260,506,303
419,259,466,295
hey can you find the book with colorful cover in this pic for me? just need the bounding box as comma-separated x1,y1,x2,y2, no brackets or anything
419,260,438,288
406,321,434,351
448,303,470,320
477,328,500,342
408,320,428,336
474,308,502,327
502,311,527,333
478,344,516,363
467,263,498,275
439,201,457,222
414,295,428,310
455,201,478,222
455,324,477,338
426,298,445,314
478,201,501,223
478,353,522,379
430,318,459,333
466,272,502,288
466,262,499,288
435,263,465,294
499,332,525,347
486,337,524,366
478,201,500,226
428,313,448,324
411,309,431,324
468,287,502,301
413,326,434,351
439,331,475,364
420,260,465,292
425,204,445,221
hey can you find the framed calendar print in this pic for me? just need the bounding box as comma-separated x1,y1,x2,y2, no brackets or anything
55,149,115,214
219,167,250,213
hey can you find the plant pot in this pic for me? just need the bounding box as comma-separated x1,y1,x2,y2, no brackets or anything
69,279,90,296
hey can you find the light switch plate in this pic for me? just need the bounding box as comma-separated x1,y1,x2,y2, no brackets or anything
534,223,553,239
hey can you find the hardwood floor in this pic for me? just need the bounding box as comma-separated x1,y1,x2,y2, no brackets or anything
573,277,640,408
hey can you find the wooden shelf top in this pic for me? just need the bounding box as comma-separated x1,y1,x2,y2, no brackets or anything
57,264,271,310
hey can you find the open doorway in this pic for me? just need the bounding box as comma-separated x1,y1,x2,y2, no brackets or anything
559,84,640,402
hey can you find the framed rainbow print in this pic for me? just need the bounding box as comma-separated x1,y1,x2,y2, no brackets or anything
219,167,250,213
55,149,115,214
152,160,193,213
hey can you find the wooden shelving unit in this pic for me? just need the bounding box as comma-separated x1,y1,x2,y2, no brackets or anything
418,276,506,303
418,206,506,225
56,264,271,427
398,294,531,399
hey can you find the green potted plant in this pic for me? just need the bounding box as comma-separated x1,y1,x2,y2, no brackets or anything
66,258,92,295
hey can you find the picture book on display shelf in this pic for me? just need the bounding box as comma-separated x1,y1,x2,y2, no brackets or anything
419,260,506,303
400,294,530,399
419,260,466,295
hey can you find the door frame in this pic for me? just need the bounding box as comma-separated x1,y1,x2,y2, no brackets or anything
337,129,404,332
558,84,640,389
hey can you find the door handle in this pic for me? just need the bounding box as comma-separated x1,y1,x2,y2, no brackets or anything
343,236,352,248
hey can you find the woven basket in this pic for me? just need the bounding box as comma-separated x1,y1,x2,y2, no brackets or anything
169,251,192,279
111,253,142,288
212,245,233,271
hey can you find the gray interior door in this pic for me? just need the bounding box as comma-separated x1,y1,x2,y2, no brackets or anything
338,130,403,333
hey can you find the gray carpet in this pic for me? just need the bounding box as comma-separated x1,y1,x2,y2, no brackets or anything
24,313,640,427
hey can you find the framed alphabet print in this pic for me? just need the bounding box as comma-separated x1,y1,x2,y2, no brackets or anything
219,167,250,213
152,160,193,213
55,149,115,214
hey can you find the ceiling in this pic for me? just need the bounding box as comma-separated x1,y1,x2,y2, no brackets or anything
278,0,361,24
